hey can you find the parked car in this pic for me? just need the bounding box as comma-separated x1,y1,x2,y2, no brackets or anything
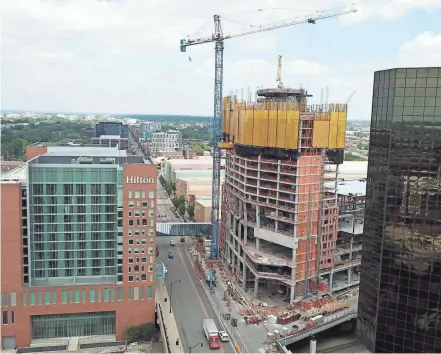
168,251,174,259
164,266,168,274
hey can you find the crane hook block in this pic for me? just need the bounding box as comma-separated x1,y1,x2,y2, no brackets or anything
180,39,187,52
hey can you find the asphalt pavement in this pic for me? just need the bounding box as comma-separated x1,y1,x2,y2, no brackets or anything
157,237,236,354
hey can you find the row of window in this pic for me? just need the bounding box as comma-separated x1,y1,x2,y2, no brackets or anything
129,191,155,199
129,209,155,217
21,286,154,306
128,228,154,236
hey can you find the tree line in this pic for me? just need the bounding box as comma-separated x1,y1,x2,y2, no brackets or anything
158,175,195,219
1,118,94,161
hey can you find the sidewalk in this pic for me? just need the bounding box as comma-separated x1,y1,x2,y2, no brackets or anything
156,278,183,353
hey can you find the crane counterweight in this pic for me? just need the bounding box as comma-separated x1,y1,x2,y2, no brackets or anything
180,6,357,259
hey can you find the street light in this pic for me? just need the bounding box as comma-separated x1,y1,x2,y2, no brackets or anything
169,279,180,313
189,342,203,353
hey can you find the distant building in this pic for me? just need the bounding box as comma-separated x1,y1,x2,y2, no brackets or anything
140,122,162,140
94,122,129,150
150,130,182,155
0,146,157,349
95,122,129,139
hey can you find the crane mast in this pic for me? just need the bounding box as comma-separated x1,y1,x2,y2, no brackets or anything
276,55,283,89
180,7,357,259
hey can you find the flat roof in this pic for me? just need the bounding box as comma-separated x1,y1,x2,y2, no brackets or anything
46,146,127,157
0,164,28,182
99,135,125,139
326,180,366,196
196,199,212,207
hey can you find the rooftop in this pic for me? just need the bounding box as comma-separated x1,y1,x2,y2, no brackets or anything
0,164,27,182
45,146,127,157
98,135,125,140
326,180,366,196
196,199,212,207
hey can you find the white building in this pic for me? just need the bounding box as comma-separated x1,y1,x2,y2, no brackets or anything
151,130,182,154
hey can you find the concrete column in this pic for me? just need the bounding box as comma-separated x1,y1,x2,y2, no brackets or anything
290,248,296,304
330,272,334,292
242,260,247,291
254,277,259,296
256,237,260,251
348,268,352,284
256,205,260,227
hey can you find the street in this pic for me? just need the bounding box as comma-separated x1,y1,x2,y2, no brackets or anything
157,237,236,354
156,180,181,222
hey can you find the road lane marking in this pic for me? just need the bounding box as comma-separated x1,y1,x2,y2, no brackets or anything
177,246,209,317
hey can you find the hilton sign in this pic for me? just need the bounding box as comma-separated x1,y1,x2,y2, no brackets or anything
126,176,155,184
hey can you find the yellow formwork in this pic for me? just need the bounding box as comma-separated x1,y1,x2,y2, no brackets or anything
221,97,347,149
275,111,287,148
267,110,278,148
286,110,300,149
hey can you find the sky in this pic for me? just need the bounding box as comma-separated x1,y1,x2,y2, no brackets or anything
2,0,441,120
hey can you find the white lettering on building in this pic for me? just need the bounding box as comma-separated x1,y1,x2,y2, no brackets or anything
126,176,155,184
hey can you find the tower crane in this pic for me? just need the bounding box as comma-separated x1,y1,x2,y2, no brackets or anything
276,55,284,89
180,6,357,259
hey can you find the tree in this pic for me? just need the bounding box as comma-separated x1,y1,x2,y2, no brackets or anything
187,204,195,219
178,203,186,217
169,182,176,198
123,322,156,342
172,196,186,209
356,142,363,150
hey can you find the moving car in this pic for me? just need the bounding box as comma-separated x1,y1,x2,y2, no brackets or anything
218,331,229,342
170,239,176,246
168,251,174,259
203,319,221,349
164,266,168,274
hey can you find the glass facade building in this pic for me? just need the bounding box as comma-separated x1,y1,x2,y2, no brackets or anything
28,165,119,286
357,67,441,353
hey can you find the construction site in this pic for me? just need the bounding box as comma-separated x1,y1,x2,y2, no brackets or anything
186,78,362,352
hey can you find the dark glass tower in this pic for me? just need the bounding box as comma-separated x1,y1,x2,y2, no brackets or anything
357,67,441,353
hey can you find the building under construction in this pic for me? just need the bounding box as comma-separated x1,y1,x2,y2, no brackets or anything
219,85,349,304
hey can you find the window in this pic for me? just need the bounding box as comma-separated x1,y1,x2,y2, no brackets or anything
10,293,16,307
129,220,134,226
148,210,154,217
104,289,110,302
82,290,86,303
2,311,7,325
128,287,132,300
129,239,134,245
129,191,132,198
97,289,101,302
142,257,147,263
150,200,155,208
141,191,146,198
135,192,141,198
148,266,153,273
128,211,132,217
11,311,15,324
148,229,154,235
61,290,67,304
129,200,134,207
148,286,153,299
2,293,8,307
128,229,132,236
142,274,147,281
149,191,155,198
118,288,123,301
148,247,153,254
52,291,56,304
90,289,96,302
74,290,80,303
142,201,148,207
111,289,115,302
128,258,134,264
23,293,27,306
38,292,43,305
129,275,134,282
141,287,145,300
44,291,51,305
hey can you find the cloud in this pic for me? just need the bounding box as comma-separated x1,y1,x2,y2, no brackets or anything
398,31,441,66
1,0,441,118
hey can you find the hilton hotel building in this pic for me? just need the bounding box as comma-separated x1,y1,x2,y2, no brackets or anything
0,146,157,349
